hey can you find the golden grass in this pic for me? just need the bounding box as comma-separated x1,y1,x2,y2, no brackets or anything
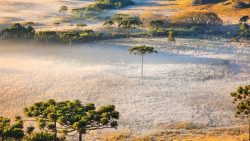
98,123,248,141
167,0,250,24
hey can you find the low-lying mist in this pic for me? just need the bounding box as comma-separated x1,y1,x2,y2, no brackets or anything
0,38,249,133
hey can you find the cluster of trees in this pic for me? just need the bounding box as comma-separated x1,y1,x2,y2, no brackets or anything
0,23,35,40
103,14,142,37
0,99,119,141
35,30,102,43
71,0,134,20
86,0,134,11
103,14,142,28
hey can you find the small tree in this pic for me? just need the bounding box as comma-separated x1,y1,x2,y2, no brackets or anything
240,23,250,32
103,20,114,36
103,20,114,28
59,6,68,13
112,14,129,28
129,46,157,78
76,23,87,31
168,31,175,42
230,85,250,141
239,16,249,23
24,99,60,140
53,22,60,31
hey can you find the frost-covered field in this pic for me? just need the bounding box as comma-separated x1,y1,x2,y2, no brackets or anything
0,38,250,133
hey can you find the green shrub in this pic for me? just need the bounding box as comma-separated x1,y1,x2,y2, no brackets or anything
22,132,63,141
168,31,175,42
240,23,250,31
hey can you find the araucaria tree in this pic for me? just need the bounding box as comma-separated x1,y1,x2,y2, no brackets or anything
0,116,24,141
24,99,119,141
53,22,60,31
129,46,157,78
230,85,250,141
103,20,114,36
59,6,68,14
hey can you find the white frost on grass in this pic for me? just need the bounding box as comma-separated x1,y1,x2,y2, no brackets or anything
0,38,249,133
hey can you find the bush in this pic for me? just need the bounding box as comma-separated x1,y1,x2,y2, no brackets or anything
168,31,175,42
236,23,250,39
22,132,63,141
240,23,250,31
171,12,223,26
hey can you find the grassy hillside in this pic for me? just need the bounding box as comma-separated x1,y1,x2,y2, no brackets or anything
173,0,250,23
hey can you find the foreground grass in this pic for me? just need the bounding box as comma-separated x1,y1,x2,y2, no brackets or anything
99,123,248,141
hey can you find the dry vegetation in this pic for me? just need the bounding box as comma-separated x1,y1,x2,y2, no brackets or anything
98,123,248,141
167,0,250,24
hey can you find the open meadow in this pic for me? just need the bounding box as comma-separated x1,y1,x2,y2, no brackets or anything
0,0,250,140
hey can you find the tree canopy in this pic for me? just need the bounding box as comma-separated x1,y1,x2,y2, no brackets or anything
129,46,157,55
24,99,119,141
231,85,250,119
0,116,24,140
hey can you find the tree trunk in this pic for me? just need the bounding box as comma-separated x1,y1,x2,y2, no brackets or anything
141,54,144,78
54,122,57,141
1,135,4,141
70,40,72,57
79,134,82,141
247,117,250,141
